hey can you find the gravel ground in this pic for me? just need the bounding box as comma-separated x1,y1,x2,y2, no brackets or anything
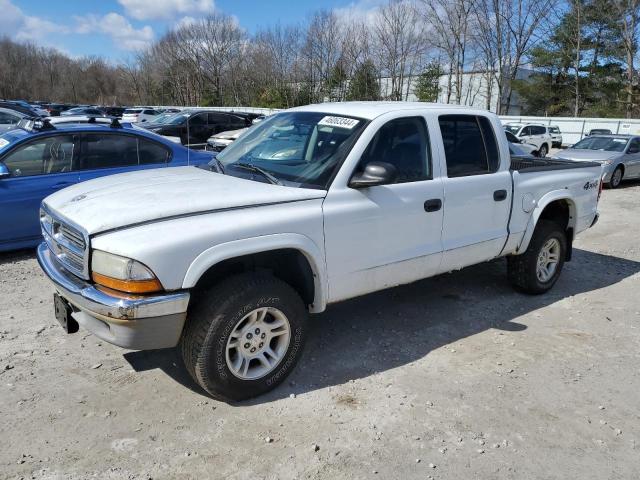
1,181,639,480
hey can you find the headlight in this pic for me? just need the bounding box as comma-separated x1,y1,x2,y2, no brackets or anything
91,250,163,294
601,159,614,165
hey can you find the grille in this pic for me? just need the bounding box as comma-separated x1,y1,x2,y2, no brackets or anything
41,208,89,279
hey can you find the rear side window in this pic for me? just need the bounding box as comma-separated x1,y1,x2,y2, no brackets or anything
189,113,207,126
358,116,430,183
138,138,170,164
79,134,170,169
531,125,546,135
439,115,498,177
80,134,138,169
208,113,230,124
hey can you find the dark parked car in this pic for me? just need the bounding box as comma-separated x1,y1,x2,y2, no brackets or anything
0,101,44,118
587,128,612,136
0,118,214,251
61,107,107,117
103,106,126,118
143,110,256,147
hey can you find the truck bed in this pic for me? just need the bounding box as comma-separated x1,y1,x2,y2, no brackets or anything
510,156,601,173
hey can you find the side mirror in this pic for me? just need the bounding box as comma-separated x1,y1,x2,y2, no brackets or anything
0,163,10,179
349,161,397,188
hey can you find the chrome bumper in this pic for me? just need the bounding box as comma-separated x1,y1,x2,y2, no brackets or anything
37,243,189,321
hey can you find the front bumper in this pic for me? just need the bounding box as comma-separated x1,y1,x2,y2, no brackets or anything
37,243,190,350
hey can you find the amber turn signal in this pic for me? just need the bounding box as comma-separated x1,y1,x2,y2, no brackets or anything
92,272,163,294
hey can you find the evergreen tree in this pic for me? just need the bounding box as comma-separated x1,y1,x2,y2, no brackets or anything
413,61,443,102
346,60,381,101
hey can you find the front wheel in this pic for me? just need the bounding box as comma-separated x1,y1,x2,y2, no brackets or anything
181,273,308,401
508,220,567,294
538,144,548,157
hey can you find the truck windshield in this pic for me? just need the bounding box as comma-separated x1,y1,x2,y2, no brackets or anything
572,137,628,152
215,111,366,189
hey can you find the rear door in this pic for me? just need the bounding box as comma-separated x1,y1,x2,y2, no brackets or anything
76,132,170,183
436,114,512,271
0,134,79,247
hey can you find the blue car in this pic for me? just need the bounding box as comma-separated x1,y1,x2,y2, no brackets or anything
0,119,214,252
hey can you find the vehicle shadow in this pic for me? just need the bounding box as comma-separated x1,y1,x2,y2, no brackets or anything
125,247,640,404
0,248,36,265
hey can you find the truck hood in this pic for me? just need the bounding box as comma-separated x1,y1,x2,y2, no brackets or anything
43,166,326,235
553,149,622,162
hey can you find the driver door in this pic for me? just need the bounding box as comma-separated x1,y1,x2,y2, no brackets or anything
322,116,444,303
0,134,79,248
625,138,640,177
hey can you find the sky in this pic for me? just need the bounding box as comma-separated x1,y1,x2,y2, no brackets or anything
0,0,381,62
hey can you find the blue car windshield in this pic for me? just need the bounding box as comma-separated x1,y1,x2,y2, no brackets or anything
215,111,366,189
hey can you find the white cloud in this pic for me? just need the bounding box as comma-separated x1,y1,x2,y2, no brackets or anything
118,0,214,21
175,15,197,29
333,0,384,25
0,0,69,42
74,13,154,51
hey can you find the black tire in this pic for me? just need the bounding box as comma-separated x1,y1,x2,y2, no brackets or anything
181,273,308,401
508,220,567,294
608,166,623,189
538,144,548,157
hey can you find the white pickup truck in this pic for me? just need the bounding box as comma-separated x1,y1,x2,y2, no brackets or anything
38,102,602,401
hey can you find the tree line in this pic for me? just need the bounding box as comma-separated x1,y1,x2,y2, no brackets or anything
1,0,639,117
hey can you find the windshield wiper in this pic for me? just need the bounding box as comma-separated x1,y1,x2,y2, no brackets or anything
232,162,283,185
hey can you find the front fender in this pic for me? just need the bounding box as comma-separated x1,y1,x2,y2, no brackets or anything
182,233,328,313
518,191,577,253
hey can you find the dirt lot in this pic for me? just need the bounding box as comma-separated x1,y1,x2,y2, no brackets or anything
1,182,639,480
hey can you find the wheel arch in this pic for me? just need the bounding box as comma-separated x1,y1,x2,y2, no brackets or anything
182,234,327,313
518,194,577,258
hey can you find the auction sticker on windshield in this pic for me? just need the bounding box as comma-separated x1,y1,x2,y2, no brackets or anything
318,116,360,129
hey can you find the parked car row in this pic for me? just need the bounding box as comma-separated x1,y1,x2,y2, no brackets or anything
0,116,214,252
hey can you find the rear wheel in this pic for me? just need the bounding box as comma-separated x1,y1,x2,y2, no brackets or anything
181,273,308,401
609,166,623,189
508,220,567,294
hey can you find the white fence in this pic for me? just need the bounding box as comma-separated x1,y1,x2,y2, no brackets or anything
499,115,640,146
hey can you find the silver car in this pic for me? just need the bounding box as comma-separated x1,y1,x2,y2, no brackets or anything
551,134,640,188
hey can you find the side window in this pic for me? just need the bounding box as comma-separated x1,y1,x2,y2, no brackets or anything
138,138,170,165
628,138,640,154
358,116,430,183
0,112,18,124
439,115,494,177
189,114,207,126
478,117,500,172
531,126,545,135
208,113,229,125
520,126,531,136
2,135,75,177
80,134,138,170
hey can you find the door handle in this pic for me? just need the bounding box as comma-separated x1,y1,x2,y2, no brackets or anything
424,199,442,212
494,189,508,201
